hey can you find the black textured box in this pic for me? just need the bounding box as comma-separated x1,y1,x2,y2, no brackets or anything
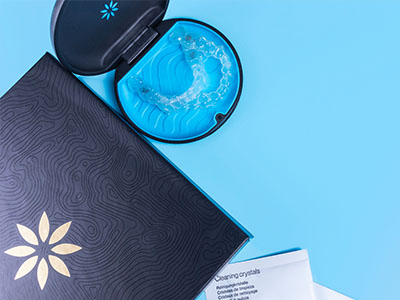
0,53,249,300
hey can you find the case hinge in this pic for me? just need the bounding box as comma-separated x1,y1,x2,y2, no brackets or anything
122,27,158,65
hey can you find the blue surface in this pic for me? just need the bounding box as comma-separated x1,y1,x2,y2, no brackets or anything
117,21,240,142
1,1,400,299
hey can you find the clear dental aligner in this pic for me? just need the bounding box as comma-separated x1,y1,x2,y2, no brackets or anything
127,26,234,113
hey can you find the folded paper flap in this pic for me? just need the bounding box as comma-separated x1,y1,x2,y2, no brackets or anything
0,53,249,300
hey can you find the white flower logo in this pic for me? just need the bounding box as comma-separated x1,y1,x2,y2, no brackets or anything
4,212,82,290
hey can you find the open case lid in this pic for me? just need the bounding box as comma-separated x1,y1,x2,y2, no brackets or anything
51,0,169,75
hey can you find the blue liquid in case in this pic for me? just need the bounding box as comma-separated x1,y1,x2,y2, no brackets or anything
117,21,241,142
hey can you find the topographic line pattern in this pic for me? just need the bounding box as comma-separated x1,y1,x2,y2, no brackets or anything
0,53,248,300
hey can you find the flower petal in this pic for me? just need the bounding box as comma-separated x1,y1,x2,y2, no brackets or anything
39,212,50,243
16,224,39,245
102,13,107,19
112,2,118,8
4,246,36,257
15,256,38,280
51,244,82,255
48,255,70,277
101,9,108,13
37,258,48,290
49,222,71,245
105,4,109,9
112,8,119,11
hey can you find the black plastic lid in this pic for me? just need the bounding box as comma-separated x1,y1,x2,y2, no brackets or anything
51,0,169,75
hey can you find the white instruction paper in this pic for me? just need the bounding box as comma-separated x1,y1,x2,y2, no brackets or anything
205,250,315,300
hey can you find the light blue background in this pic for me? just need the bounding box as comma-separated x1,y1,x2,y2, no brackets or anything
1,1,399,299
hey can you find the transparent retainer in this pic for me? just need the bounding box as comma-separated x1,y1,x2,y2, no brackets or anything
127,26,235,114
